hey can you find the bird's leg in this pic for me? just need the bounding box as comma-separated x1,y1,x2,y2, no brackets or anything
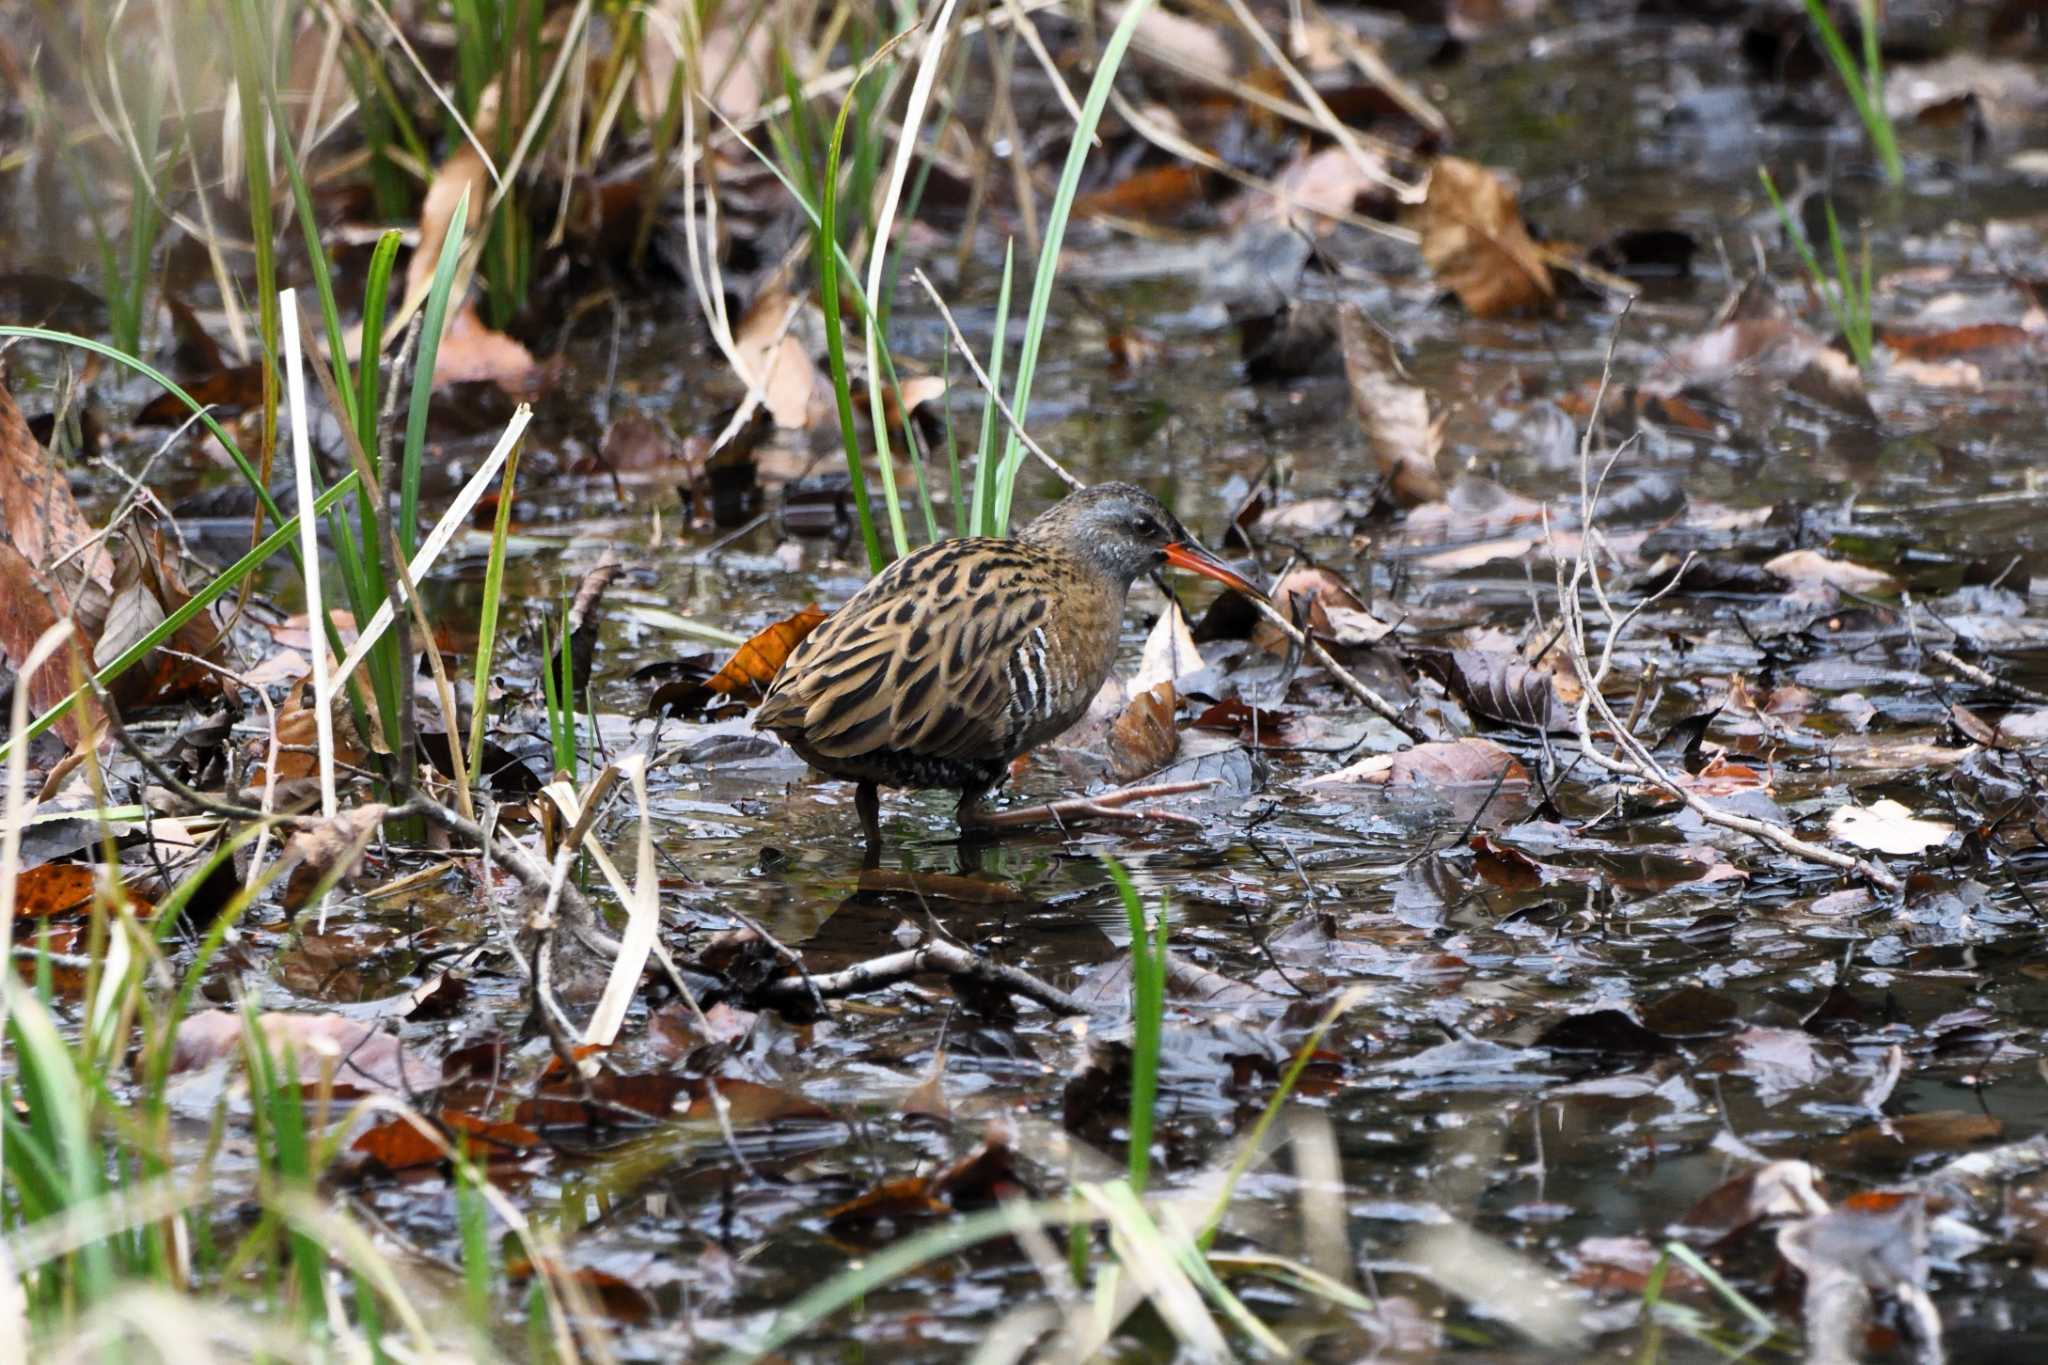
856,781,881,857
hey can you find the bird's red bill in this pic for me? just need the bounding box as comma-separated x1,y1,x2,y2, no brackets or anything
1163,542,1263,599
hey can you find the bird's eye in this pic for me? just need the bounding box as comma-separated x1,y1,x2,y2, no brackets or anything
1128,515,1158,537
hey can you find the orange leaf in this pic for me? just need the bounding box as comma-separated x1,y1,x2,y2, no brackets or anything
12,863,94,916
704,607,829,701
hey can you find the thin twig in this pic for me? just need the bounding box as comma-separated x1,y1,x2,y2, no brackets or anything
1546,309,1902,895
753,939,1089,1016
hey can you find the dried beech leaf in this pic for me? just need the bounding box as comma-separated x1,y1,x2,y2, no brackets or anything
1337,304,1444,505
281,803,390,911
1418,157,1553,318
734,288,828,430
1108,681,1179,783
714,607,830,701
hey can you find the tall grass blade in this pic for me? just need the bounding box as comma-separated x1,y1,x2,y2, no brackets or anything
992,0,1156,534
402,189,473,559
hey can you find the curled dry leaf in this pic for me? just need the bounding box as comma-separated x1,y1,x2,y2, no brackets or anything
1253,566,1391,652
1417,156,1553,318
1827,798,1956,856
1337,304,1444,505
1132,600,1205,693
1438,648,1571,732
1108,681,1179,783
280,803,390,911
711,606,830,702
251,676,371,782
734,287,830,430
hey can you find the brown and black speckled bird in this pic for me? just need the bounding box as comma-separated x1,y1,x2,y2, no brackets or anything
754,482,1259,842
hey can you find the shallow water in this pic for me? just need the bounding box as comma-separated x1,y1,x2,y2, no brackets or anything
12,2,2048,1360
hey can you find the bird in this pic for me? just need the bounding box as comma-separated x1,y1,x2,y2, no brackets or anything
754,482,1261,844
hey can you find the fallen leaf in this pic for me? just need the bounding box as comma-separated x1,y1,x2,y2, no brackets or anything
170,1010,439,1095
1309,737,1529,788
708,606,830,702
1828,798,1956,856
637,0,773,126
1076,163,1209,223
1436,649,1570,732
1108,681,1178,783
1337,303,1444,505
0,375,114,596
1132,600,1205,692
9,863,96,916
1763,549,1901,595
1417,157,1553,318
433,305,541,391
1878,322,2033,359
280,803,390,911
733,287,829,430
354,1109,540,1171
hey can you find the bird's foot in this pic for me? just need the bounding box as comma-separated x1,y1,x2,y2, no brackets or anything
959,779,1215,832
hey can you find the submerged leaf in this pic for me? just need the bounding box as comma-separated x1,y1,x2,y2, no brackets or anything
1418,157,1553,318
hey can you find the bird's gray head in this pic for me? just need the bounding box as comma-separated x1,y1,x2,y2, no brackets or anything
1019,482,1260,597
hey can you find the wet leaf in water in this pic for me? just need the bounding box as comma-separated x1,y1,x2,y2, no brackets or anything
1640,984,1740,1039
1680,1159,1830,1244
1435,649,1571,732
1535,1009,1673,1055
1417,156,1553,318
170,1010,440,1095
1309,737,1529,789
1813,1111,2004,1172
279,803,389,912
251,676,372,782
1828,798,1957,856
1075,164,1209,223
1879,322,2033,360
353,1110,541,1171
1253,566,1389,652
1336,303,1444,506
1764,549,1902,595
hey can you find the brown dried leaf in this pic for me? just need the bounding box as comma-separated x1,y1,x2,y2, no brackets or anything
280,803,390,911
1108,681,1179,783
1337,304,1444,505
10,863,96,917
1763,549,1900,595
1076,163,1209,223
0,376,113,595
734,288,829,430
354,1109,541,1171
1418,157,1553,318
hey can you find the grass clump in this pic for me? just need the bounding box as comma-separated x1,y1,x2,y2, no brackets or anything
1759,168,1874,370
1800,0,1903,185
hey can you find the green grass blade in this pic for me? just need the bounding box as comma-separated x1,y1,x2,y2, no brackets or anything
467,435,525,786
402,189,472,559
1104,857,1162,1194
972,239,1015,538
820,65,895,571
992,0,1156,534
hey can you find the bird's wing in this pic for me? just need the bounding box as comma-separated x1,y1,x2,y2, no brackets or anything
755,538,1056,762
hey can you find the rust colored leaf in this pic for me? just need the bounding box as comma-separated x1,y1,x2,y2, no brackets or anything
1418,157,1553,318
11,863,96,916
0,377,114,594
1108,681,1179,783
136,364,265,425
0,538,92,746
250,676,371,782
354,1109,541,1171
707,606,829,702
1337,304,1444,505
1879,323,2032,360
1252,566,1391,653
1075,164,1209,223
